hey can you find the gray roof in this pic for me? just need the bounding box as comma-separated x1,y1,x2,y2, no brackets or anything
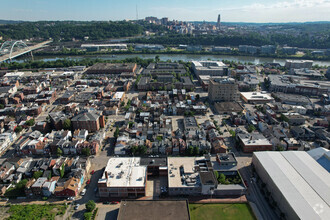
71,111,99,122
253,151,330,220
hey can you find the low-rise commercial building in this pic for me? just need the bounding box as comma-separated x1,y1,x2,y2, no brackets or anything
285,60,313,69
237,133,273,153
98,157,147,198
240,92,274,104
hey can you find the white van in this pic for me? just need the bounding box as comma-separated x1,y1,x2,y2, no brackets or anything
81,189,86,196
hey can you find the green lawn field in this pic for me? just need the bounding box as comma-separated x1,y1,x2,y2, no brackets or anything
189,203,256,220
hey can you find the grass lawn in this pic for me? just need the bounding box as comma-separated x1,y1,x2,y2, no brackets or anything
6,204,67,220
189,203,256,220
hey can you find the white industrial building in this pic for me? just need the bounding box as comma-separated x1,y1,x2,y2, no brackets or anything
252,151,330,220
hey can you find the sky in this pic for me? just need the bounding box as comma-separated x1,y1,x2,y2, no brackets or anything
1,0,330,23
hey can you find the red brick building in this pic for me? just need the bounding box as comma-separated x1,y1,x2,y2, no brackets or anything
237,133,273,153
71,111,104,132
54,177,79,197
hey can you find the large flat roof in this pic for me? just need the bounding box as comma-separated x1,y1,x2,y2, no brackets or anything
117,200,190,220
98,157,146,188
253,151,330,220
168,157,203,188
240,92,274,101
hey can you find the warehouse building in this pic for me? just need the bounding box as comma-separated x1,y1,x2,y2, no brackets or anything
252,151,330,220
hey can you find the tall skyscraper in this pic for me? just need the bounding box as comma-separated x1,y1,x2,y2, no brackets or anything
217,14,221,29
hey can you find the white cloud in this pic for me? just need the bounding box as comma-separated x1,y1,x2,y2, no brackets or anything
222,0,330,11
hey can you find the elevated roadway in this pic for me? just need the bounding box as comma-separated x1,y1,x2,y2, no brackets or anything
0,40,52,62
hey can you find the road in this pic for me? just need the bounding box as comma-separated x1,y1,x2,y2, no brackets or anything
0,40,52,62
239,162,279,220
69,112,123,220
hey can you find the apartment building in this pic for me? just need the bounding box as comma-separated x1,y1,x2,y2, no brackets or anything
208,78,239,102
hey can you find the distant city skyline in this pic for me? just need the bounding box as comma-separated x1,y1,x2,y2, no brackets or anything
1,0,330,22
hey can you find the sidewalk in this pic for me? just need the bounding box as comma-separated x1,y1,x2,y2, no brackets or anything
189,195,247,204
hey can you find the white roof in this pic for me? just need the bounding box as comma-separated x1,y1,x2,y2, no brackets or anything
81,44,127,47
113,92,124,99
99,157,146,188
240,92,274,101
192,60,226,68
254,151,330,220
167,157,203,188
4,72,25,77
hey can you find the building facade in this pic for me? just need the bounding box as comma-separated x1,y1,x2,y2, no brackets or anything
208,78,239,102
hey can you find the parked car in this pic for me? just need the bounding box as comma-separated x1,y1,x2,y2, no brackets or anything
244,180,249,187
111,201,119,204
90,170,95,175
86,179,91,184
80,189,86,196
67,197,75,201
94,187,98,193
103,201,110,204
74,204,80,210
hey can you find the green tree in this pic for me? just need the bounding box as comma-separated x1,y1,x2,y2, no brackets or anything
14,125,23,133
214,171,219,180
114,126,120,138
60,163,65,178
0,104,4,109
155,55,160,63
193,146,199,156
138,145,147,155
218,173,226,184
229,129,236,137
63,119,71,130
128,121,134,128
86,200,96,212
33,171,43,179
186,146,194,156
25,119,35,126
82,148,91,156
56,147,63,157
276,145,284,151
247,125,256,133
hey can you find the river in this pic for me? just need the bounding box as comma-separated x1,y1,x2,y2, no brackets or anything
27,54,330,66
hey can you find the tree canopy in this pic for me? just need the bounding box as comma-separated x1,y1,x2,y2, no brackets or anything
85,200,96,212
0,21,143,42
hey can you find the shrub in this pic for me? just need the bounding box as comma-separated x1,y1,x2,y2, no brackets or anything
84,212,92,220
